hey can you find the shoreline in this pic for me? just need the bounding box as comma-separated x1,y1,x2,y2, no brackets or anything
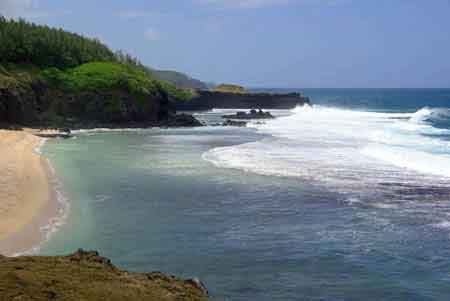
0,130,67,256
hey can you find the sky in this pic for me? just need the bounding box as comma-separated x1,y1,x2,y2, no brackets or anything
1,0,450,88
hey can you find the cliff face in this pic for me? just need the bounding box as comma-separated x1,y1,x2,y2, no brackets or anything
0,61,207,128
0,82,174,127
176,90,310,111
0,249,208,301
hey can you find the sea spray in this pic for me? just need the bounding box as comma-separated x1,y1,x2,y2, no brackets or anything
204,105,450,196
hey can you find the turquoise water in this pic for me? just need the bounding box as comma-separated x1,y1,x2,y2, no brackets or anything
40,89,450,300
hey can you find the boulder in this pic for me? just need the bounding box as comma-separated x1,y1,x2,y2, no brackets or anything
68,249,114,268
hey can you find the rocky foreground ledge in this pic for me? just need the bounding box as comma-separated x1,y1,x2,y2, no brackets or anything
0,249,208,301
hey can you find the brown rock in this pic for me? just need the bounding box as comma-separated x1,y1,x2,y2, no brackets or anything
0,250,209,301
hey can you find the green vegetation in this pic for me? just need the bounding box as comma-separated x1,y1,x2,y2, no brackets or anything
41,62,193,101
0,17,115,69
150,69,207,90
158,80,195,101
0,64,22,90
43,62,158,95
213,84,246,93
0,16,206,126
0,63,41,91
0,17,195,101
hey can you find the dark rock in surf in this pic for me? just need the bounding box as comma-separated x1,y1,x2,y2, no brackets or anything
222,109,274,120
160,113,204,127
222,119,247,127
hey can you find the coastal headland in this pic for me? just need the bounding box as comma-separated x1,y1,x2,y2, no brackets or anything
176,90,310,111
0,17,309,299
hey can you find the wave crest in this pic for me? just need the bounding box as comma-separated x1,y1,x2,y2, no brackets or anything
204,105,450,193
409,107,450,125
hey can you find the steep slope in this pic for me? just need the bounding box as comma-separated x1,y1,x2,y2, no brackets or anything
0,18,199,127
0,63,180,126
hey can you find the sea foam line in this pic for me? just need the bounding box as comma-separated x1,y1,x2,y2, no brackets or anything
13,141,71,257
202,104,450,202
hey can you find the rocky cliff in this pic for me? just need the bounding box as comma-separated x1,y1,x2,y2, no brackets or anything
0,83,172,128
0,63,205,128
176,90,310,111
0,249,208,301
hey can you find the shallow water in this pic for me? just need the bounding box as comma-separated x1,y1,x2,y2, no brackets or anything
40,89,450,300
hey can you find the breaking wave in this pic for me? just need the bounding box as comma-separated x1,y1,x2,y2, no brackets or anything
409,107,450,127
203,105,450,199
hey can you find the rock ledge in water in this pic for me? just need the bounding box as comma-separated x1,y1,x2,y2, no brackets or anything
160,113,205,127
222,119,247,127
222,109,275,120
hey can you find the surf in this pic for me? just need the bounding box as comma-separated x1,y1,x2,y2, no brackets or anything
203,105,450,198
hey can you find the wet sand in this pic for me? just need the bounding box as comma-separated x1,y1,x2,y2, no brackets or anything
0,130,59,256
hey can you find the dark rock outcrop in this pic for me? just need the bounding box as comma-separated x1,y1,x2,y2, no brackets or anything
0,81,167,126
176,90,310,111
34,132,72,139
68,249,114,268
0,249,209,301
160,113,205,127
222,109,274,120
0,87,41,125
222,119,247,127
0,82,204,129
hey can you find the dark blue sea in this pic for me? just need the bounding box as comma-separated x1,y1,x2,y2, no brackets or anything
39,89,450,300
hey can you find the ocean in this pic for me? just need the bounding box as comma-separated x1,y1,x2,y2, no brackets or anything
39,89,450,300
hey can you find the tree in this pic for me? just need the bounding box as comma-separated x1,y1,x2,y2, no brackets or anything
0,17,116,69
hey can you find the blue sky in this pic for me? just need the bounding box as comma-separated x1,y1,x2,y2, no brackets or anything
1,0,450,88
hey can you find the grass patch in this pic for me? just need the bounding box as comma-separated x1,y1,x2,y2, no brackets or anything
42,62,194,101
213,84,246,94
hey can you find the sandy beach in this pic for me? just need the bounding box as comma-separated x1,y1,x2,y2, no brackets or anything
0,130,58,256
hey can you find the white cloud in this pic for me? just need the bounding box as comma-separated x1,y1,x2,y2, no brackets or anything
144,28,160,41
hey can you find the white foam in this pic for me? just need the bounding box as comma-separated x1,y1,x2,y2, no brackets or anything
33,137,48,155
433,221,450,229
93,194,111,203
370,203,399,209
12,155,70,257
361,144,450,178
204,105,450,197
71,127,152,134
409,107,450,125
343,197,364,205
